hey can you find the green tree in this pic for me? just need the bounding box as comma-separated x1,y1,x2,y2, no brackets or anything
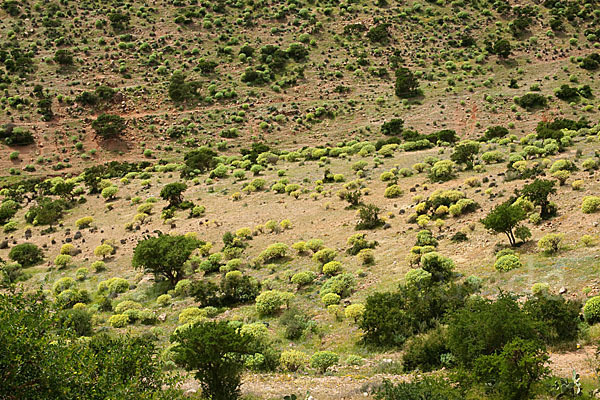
160,182,187,208
181,147,218,178
472,338,549,400
518,179,556,219
54,49,74,66
481,200,527,246
170,321,251,400
450,140,480,170
92,114,126,139
395,67,419,98
493,39,512,58
132,235,201,286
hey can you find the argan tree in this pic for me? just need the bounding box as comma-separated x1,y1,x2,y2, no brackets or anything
481,200,527,246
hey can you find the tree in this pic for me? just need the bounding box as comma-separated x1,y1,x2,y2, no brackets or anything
94,244,114,260
356,204,384,230
395,67,419,98
160,182,187,208
450,140,480,170
53,49,74,66
92,114,126,139
518,179,556,219
9,243,43,267
170,321,251,400
493,39,512,58
132,235,201,286
481,200,527,246
181,147,218,178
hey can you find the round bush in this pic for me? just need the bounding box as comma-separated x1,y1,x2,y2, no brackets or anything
582,196,600,214
344,303,365,322
75,216,94,228
494,254,522,272
53,277,76,295
157,294,172,306
384,184,403,198
322,261,342,276
114,300,142,314
310,351,339,373
280,350,309,372
108,314,130,328
584,296,600,324
178,307,207,324
9,243,43,267
405,268,432,287
54,254,73,268
97,277,129,294
255,290,293,316
291,271,316,287
321,293,341,306
312,248,337,265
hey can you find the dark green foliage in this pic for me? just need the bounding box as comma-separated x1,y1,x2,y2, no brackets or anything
181,147,218,178
132,235,202,286
198,58,218,74
518,179,556,219
219,272,260,306
286,43,309,61
355,204,384,230
580,53,600,70
523,294,581,345
168,70,201,102
555,84,580,101
402,326,450,372
483,125,508,141
536,118,588,140
415,229,438,247
25,197,68,226
451,140,480,170
447,294,541,367
280,308,312,340
0,262,27,287
380,118,404,136
480,199,527,246
108,11,130,31
0,200,18,224
493,38,512,58
160,182,187,208
54,49,74,66
510,16,532,37
171,321,251,400
344,23,367,35
76,86,115,106
0,125,34,146
374,377,462,400
8,243,43,267
395,67,419,98
82,161,151,193
515,93,548,110
367,24,390,43
58,308,92,336
347,233,378,255
471,338,549,400
360,282,470,347
92,114,126,139
0,291,181,400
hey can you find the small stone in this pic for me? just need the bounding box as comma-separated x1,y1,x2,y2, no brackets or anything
559,287,567,294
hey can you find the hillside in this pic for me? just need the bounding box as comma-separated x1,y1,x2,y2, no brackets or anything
1,0,600,398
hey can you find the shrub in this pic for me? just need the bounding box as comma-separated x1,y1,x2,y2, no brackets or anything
114,300,142,314
306,239,324,252
53,277,77,294
178,307,207,324
310,351,339,373
405,268,432,287
344,303,365,322
94,244,114,259
101,186,118,200
358,248,375,265
312,248,336,265
384,184,403,198
537,233,564,254
321,293,341,306
291,271,316,287
54,254,72,268
108,314,129,328
59,308,92,336
280,350,309,372
402,326,450,372
428,160,456,182
75,216,93,228
97,277,129,294
420,252,454,283
257,243,288,263
494,254,522,271
91,260,106,272
322,261,342,276
174,279,193,297
157,294,172,306
320,273,356,298
255,290,293,316
524,294,581,344
92,114,126,139
374,378,461,400
582,196,600,213
584,296,600,324
9,243,43,267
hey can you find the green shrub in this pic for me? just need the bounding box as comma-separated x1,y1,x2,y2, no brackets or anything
402,326,450,372
291,271,316,287
582,196,600,213
310,351,339,373
97,277,129,294
9,243,43,267
75,216,94,228
53,277,76,295
280,350,309,372
320,273,356,298
178,307,207,324
384,184,403,198
584,296,600,324
494,254,522,271
344,303,365,322
312,247,336,265
322,261,342,276
257,243,288,263
54,254,73,268
157,294,172,306
108,314,130,328
255,290,293,316
537,233,564,254
321,293,341,306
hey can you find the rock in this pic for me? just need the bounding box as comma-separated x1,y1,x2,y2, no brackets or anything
65,237,72,243
0,240,8,249
559,287,567,294
120,239,126,244
383,223,391,229
158,313,167,322
170,223,176,229
25,229,32,239
74,231,82,240
184,389,197,396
